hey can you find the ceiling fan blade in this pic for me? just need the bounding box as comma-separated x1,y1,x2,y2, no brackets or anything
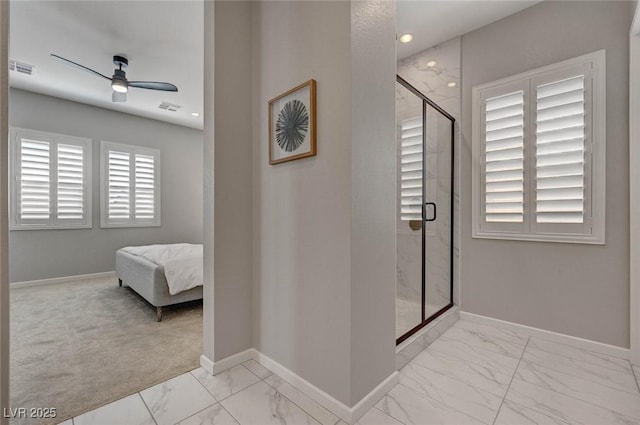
129,81,178,92
112,91,127,103
51,54,111,81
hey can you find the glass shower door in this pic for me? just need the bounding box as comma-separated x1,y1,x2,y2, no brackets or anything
395,79,424,339
423,102,453,319
396,75,454,344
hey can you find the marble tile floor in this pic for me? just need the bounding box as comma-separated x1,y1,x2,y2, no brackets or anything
58,319,640,425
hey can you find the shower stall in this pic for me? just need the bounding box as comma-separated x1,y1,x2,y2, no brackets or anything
396,75,455,344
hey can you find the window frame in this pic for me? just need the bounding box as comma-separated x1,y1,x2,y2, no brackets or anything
100,140,161,228
10,127,92,230
472,50,606,244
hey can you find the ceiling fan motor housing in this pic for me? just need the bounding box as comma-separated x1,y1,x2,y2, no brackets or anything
113,55,128,68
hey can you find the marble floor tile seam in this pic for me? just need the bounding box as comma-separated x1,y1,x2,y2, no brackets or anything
377,382,491,425
507,375,640,425
516,356,640,408
491,338,530,425
495,399,572,425
508,368,640,422
177,400,240,425
218,372,340,425
189,363,262,403
262,375,341,425
404,355,512,400
221,381,323,425
505,378,640,425
245,358,341,425
520,345,639,395
138,392,160,425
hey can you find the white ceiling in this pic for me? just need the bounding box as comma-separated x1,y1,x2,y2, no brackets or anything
8,1,540,130
9,1,203,130
397,0,542,60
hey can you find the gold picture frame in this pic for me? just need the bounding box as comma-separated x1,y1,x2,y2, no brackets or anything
269,79,317,165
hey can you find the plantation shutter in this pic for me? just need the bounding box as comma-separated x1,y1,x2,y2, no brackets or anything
19,138,51,222
12,129,92,229
473,51,603,243
400,117,423,221
483,90,525,224
57,143,86,221
101,141,160,227
107,150,131,221
134,154,155,221
535,74,586,226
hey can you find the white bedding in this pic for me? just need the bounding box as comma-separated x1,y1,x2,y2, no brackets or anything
120,243,203,295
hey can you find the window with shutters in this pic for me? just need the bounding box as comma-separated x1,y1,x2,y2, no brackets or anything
10,128,92,230
400,117,423,221
100,141,160,228
472,50,605,244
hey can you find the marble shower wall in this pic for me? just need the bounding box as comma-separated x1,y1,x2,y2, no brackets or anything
396,37,460,330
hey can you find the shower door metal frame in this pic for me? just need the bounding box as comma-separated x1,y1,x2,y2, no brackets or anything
396,75,455,346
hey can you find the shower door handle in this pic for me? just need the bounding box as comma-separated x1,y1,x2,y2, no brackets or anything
424,202,437,222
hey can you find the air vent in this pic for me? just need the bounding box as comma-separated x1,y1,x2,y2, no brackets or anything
9,60,35,75
158,101,182,112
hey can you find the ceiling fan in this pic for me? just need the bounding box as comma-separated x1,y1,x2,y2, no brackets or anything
51,54,178,103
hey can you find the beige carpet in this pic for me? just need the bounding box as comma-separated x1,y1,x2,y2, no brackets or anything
10,276,202,425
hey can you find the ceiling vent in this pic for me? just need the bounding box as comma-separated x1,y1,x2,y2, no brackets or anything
9,60,35,76
158,101,182,112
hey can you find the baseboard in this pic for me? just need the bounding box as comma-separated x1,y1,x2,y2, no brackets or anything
199,354,214,374
348,370,399,423
10,271,116,289
210,348,254,375
206,347,398,424
254,349,397,424
460,311,630,360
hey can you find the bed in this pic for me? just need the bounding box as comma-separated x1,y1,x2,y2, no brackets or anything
115,243,203,321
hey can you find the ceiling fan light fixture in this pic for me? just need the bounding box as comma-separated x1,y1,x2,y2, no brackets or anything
111,69,128,93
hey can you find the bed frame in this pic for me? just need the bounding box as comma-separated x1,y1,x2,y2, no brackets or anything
115,250,203,321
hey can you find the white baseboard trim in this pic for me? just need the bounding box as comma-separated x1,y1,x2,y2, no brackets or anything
210,348,254,375
200,354,214,374
253,349,398,424
10,271,116,289
205,347,398,424
460,311,630,360
349,370,399,423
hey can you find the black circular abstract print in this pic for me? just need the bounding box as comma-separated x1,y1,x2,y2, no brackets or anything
275,100,309,152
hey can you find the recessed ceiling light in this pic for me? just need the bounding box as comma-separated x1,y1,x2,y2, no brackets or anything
191,112,200,117
448,82,457,88
399,33,413,43
426,61,437,68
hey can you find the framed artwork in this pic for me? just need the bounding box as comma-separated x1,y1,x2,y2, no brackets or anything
269,79,317,165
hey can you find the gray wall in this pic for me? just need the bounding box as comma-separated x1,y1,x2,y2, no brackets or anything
251,0,396,407
9,88,203,283
460,1,631,347
211,0,254,361
252,1,353,405
350,0,396,404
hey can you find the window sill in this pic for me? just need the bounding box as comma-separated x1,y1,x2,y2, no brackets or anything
100,222,161,229
10,223,92,231
472,231,605,245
